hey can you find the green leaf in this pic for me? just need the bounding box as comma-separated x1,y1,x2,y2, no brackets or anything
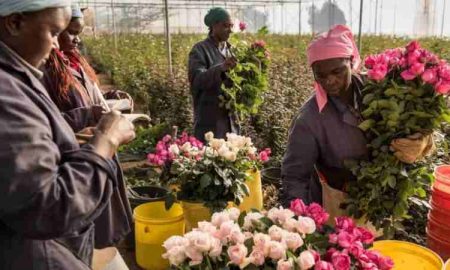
200,174,212,190
165,193,176,210
358,119,375,131
387,176,397,189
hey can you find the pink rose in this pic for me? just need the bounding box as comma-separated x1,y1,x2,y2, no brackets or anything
239,21,247,31
277,258,295,270
331,251,351,270
307,203,329,227
268,225,285,241
249,248,266,266
410,62,425,75
252,40,266,49
282,231,304,251
267,208,295,224
337,231,354,248
367,64,388,81
268,241,286,260
162,245,186,266
400,69,416,80
364,55,377,69
421,68,438,84
378,256,395,270
314,261,335,270
335,217,355,232
185,246,203,266
217,220,239,242
406,40,420,52
438,64,450,80
290,199,307,216
328,233,338,244
325,248,338,261
211,211,231,227
348,242,364,258
297,216,317,235
185,231,212,252
227,244,248,266
357,227,375,244
297,250,316,270
209,237,223,258
435,80,450,94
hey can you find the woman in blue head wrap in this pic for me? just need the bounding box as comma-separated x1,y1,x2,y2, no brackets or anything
188,7,239,142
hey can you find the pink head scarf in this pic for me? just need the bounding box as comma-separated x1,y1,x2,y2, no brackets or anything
306,25,361,112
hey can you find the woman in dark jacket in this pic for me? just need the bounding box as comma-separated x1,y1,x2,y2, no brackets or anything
188,7,239,141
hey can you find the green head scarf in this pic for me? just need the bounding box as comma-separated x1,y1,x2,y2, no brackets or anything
204,7,230,28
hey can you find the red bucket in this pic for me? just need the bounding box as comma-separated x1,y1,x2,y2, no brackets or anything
431,188,450,211
427,231,450,261
434,165,450,194
428,216,450,240
429,208,450,226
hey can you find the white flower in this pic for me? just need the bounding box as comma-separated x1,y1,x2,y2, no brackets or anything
227,207,241,221
247,146,257,155
168,144,180,155
180,142,192,152
162,245,186,266
297,217,316,235
224,151,237,162
210,138,225,150
204,131,214,142
163,236,189,250
211,211,231,227
297,250,316,270
218,144,230,157
268,225,285,241
282,232,304,251
243,212,264,229
185,231,212,252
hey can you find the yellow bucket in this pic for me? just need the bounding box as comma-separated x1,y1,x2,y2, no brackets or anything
445,259,450,270
181,201,212,232
238,170,263,212
134,201,185,270
371,240,443,270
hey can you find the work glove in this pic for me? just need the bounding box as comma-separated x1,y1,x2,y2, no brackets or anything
390,133,435,164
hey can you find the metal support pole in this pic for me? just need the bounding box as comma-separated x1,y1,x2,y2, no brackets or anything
358,0,364,52
111,0,117,51
163,0,173,76
312,0,315,34
442,0,447,37
298,0,302,35
374,0,378,35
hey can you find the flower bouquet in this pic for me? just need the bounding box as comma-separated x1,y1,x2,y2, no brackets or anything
162,199,394,270
220,23,271,119
345,41,450,237
147,132,271,212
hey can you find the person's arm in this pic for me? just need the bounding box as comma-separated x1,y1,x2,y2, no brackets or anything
188,44,226,93
62,105,103,132
0,80,117,240
281,115,319,206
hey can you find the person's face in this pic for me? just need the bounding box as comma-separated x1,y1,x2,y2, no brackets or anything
1,7,71,67
312,57,352,97
212,19,233,42
58,17,85,52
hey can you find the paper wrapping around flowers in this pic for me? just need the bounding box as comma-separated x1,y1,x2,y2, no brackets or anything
320,180,383,237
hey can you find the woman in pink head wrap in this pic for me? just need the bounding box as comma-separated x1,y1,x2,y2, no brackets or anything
281,25,367,207
281,25,433,214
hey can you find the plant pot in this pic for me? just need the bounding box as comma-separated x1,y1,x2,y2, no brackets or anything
431,188,450,211
262,167,281,187
181,201,212,232
124,186,169,250
427,230,450,261
238,170,263,212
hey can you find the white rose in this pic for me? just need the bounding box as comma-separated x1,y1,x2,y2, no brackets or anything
297,217,316,235
180,142,192,152
218,145,230,157
211,212,231,227
205,131,214,142
268,225,284,241
282,232,304,251
297,250,316,270
247,146,257,155
162,245,186,266
224,151,237,162
243,212,264,229
227,207,241,221
168,144,180,155
163,236,189,250
211,139,225,150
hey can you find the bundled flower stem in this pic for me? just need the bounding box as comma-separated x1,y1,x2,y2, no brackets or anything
345,41,450,237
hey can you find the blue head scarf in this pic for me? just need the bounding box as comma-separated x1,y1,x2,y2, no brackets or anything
0,0,72,17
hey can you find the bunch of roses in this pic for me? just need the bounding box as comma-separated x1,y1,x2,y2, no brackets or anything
162,200,393,270
365,41,450,94
147,132,204,166
290,199,330,228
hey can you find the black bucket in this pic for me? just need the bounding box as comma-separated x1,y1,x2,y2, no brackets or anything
262,167,282,187
123,185,169,250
